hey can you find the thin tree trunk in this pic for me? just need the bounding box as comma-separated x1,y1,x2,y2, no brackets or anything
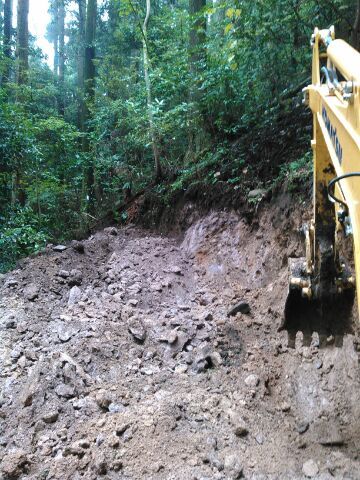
83,0,97,210
16,0,29,86
84,0,96,107
210,0,224,35
143,0,162,180
14,0,29,206
3,0,13,84
58,0,65,115
53,0,59,75
54,35,59,75
77,0,86,130
188,0,207,158
189,0,206,76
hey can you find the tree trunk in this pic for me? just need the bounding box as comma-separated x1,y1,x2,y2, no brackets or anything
53,0,59,75
3,0,13,84
16,0,29,86
143,0,162,180
58,0,65,116
83,0,97,210
54,34,59,75
352,0,360,51
77,0,86,130
210,0,224,35
188,0,207,158
14,0,29,205
189,0,206,74
84,0,96,105
108,0,117,33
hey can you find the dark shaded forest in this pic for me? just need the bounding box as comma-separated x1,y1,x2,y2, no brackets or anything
0,0,358,271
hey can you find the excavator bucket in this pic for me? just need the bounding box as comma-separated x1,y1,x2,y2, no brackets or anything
280,257,354,348
278,26,360,348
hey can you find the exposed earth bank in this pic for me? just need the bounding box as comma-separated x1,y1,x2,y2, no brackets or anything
1,194,360,480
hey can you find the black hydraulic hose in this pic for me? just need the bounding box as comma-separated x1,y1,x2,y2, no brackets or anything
328,172,360,210
321,66,333,88
321,67,341,91
329,68,340,90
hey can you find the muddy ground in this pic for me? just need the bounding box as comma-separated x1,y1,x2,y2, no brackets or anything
1,194,360,480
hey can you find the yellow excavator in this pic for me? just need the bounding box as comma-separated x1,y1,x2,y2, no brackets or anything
281,26,360,348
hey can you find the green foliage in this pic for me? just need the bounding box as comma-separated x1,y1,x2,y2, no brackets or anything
0,0,357,271
277,151,313,192
0,206,49,273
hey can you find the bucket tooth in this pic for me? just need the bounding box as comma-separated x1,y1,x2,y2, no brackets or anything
318,334,328,349
287,331,297,349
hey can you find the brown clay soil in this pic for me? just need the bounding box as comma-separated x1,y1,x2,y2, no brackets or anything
1,193,360,480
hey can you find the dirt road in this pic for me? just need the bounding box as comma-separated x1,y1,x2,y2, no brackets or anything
1,197,360,479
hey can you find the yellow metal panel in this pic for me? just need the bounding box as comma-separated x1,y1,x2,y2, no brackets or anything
327,40,360,83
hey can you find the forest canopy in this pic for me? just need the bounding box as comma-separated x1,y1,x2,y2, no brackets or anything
0,0,358,271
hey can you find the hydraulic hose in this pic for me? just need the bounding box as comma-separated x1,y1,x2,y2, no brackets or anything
328,172,360,210
321,67,340,91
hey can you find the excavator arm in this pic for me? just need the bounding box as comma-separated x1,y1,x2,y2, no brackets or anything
281,27,360,347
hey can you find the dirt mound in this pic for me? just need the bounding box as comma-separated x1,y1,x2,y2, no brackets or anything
1,196,360,479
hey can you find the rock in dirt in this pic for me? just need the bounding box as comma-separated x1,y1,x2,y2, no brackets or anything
209,351,222,367
92,456,108,475
68,286,82,306
228,411,249,437
170,265,182,275
69,269,83,286
22,392,34,407
58,329,74,343
58,269,70,278
193,356,208,374
315,422,344,446
193,345,222,373
42,411,59,424
244,374,260,388
206,453,224,471
1,450,29,479
95,390,112,411
302,459,319,478
175,364,188,374
23,283,39,301
128,321,146,343
224,454,243,479
248,188,266,199
55,383,76,399
295,422,309,434
167,330,178,344
53,245,67,252
165,331,190,358
227,301,250,317
104,227,118,236
233,419,249,437
193,346,211,373
116,422,130,436
5,317,16,329
280,402,291,412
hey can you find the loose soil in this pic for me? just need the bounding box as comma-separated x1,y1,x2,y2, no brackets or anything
1,194,360,480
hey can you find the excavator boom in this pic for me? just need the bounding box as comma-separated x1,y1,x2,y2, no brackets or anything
281,27,360,347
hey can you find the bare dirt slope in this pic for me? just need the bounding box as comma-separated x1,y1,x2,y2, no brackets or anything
1,195,360,480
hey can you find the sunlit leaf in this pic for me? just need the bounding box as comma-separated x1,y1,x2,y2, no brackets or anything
224,23,234,34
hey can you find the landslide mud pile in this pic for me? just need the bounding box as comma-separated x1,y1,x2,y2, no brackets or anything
1,195,360,480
